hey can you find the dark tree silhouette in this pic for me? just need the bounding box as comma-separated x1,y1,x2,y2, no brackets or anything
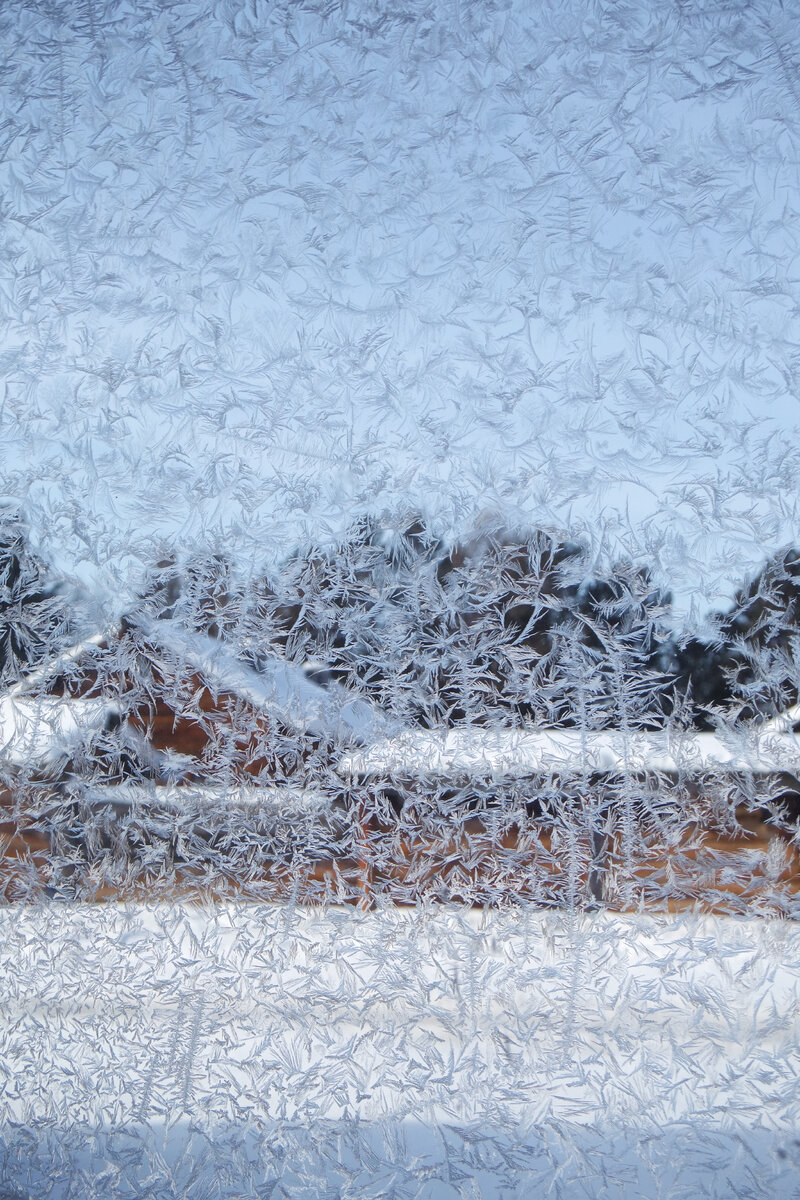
125,525,800,735
131,549,242,641
0,513,70,685
669,548,800,727
243,516,677,730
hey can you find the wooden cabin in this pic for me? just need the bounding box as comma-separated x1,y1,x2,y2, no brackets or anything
1,617,799,913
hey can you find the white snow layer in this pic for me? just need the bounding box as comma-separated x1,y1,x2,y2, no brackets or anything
1,904,800,1199
0,0,799,617
336,720,800,778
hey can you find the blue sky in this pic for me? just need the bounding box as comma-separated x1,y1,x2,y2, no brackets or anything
2,0,800,628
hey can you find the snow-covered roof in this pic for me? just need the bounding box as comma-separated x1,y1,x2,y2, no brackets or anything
7,616,800,782
132,616,395,745
0,615,399,770
336,720,800,780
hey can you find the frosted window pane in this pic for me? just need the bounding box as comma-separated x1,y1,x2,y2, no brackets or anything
1,0,800,1194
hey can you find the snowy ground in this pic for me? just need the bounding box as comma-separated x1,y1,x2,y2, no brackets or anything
2,903,799,1198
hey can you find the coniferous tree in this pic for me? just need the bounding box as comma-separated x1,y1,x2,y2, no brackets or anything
244,516,677,730
667,548,800,727
0,513,70,686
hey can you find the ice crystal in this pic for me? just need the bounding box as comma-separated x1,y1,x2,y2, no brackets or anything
1,0,800,1194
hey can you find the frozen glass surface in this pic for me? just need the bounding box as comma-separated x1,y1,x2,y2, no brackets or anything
1,0,800,1194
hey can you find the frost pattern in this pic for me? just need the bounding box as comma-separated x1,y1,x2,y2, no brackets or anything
2,0,800,1194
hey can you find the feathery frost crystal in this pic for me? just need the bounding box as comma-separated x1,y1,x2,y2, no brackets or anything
1,0,800,1194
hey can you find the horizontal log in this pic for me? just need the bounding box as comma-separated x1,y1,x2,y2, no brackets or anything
1,774,798,912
